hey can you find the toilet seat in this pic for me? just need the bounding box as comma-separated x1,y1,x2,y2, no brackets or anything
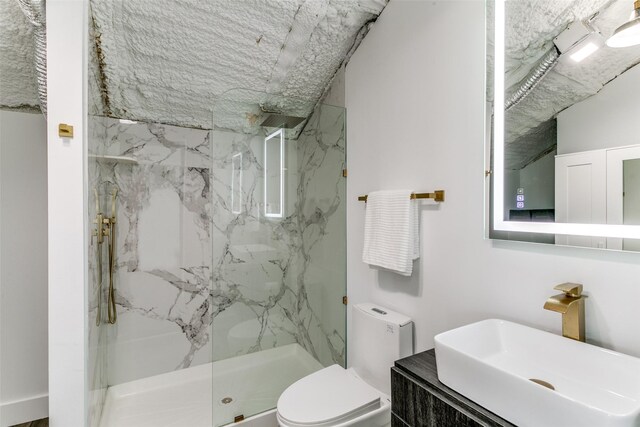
277,364,384,427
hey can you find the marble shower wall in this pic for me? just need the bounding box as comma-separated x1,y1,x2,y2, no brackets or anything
89,117,214,386
87,102,346,387
293,104,347,367
209,103,346,367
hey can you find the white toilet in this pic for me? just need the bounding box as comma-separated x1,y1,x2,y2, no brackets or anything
276,303,413,427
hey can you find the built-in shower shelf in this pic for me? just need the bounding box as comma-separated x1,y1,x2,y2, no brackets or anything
90,154,139,165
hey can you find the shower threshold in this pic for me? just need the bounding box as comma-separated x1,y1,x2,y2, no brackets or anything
99,343,323,427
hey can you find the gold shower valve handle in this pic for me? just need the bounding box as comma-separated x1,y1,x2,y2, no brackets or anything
94,213,105,244
110,188,118,218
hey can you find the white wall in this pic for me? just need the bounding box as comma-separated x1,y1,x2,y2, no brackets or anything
503,169,519,217
558,63,640,155
519,151,555,210
47,1,89,426
503,151,556,218
0,110,48,426
323,65,345,108
345,0,640,365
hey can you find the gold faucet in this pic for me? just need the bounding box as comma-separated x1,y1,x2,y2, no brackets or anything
543,283,585,342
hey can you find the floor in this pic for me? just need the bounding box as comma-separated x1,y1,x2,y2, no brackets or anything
99,343,323,427
11,419,48,427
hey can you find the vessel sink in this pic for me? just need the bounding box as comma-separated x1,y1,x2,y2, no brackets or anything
435,319,640,427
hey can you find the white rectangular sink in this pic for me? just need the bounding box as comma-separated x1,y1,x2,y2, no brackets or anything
435,319,640,427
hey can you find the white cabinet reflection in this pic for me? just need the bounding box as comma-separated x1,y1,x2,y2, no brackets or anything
550,145,640,249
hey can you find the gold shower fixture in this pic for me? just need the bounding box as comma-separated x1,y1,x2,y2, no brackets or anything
107,188,118,324
93,186,119,326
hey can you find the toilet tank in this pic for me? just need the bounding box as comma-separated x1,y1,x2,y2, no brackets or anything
350,303,413,395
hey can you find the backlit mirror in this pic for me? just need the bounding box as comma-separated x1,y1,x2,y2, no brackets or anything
489,0,640,249
264,129,284,218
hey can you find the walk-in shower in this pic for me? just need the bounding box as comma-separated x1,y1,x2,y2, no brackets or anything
86,87,347,425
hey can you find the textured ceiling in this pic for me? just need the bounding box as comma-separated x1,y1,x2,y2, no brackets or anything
89,0,387,132
5,0,638,148
0,0,39,110
1,0,387,131
500,0,640,169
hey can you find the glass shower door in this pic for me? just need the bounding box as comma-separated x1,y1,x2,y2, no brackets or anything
209,90,347,425
86,88,346,427
87,116,215,427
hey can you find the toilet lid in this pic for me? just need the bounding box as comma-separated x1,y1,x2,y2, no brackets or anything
277,364,381,426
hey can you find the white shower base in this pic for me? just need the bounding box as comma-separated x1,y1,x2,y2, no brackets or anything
99,343,323,427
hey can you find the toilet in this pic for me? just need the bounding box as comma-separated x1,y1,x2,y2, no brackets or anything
276,303,413,427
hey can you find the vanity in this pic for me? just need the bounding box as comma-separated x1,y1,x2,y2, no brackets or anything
392,319,640,427
390,349,512,427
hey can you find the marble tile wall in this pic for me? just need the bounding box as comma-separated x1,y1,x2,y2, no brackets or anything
290,104,347,367
208,105,346,367
89,118,214,386
87,102,346,390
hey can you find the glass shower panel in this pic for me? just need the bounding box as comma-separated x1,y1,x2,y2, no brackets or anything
87,116,214,427
87,118,109,427
210,90,347,425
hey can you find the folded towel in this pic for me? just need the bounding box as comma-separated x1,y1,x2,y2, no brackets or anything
362,190,419,276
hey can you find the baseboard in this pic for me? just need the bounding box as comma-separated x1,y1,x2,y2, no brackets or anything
0,394,48,427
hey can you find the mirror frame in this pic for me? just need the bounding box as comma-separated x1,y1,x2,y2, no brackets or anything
492,0,640,240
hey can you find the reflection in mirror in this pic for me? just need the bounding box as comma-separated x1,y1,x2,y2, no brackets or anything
624,159,640,250
489,0,640,250
264,128,284,218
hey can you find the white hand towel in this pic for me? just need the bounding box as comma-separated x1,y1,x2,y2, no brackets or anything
362,190,419,276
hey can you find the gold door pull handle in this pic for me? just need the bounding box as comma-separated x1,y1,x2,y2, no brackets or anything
58,123,74,138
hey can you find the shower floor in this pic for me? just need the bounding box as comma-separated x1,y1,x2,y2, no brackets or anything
99,343,323,427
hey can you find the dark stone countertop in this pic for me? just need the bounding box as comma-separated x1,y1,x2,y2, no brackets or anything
394,349,515,427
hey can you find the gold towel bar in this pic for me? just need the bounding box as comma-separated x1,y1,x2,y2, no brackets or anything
358,190,445,203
